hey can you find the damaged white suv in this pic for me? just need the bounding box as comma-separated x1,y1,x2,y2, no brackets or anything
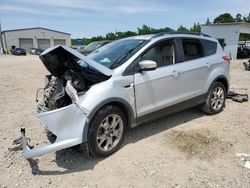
21,32,230,159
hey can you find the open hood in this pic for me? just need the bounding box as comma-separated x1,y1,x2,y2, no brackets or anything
39,45,113,77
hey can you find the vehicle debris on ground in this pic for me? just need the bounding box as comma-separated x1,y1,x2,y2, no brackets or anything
226,91,248,103
236,153,250,170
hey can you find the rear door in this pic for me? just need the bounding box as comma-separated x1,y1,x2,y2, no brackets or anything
174,38,211,97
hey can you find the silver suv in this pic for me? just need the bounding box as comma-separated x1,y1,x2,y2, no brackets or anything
21,33,230,159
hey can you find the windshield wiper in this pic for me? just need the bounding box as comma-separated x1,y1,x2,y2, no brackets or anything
110,42,144,69
110,49,134,69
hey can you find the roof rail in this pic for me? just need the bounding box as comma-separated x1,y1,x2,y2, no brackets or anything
151,31,211,39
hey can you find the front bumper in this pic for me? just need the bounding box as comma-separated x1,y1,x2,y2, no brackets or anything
21,103,88,159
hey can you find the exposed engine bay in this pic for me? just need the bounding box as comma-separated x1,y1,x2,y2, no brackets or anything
36,46,113,112
37,69,98,112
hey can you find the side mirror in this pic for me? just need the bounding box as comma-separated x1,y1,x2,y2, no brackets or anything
138,60,157,72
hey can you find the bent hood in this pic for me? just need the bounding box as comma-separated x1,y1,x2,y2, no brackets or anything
39,45,113,77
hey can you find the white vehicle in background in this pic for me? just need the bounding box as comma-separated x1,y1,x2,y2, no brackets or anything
21,32,230,159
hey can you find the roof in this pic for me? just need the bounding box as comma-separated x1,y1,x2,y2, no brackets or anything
202,22,250,27
125,34,155,40
126,32,211,41
2,27,71,35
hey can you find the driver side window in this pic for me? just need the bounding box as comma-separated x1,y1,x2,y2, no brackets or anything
141,40,175,68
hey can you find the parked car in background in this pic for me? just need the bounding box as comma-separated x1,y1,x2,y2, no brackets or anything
21,32,230,159
29,48,37,54
29,48,45,55
10,48,26,55
80,40,111,55
34,48,44,55
237,43,250,59
71,46,86,53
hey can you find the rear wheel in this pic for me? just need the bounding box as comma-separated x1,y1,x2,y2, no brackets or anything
88,105,127,157
201,82,226,114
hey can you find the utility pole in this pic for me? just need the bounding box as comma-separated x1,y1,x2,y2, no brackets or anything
0,21,4,54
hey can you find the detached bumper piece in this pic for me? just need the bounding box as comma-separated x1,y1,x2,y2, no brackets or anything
21,128,81,159
226,91,248,103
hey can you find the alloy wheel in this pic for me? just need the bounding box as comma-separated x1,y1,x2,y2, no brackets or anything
210,86,225,111
96,114,124,152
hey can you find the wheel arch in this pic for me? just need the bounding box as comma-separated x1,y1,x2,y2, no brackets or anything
212,76,229,92
82,98,135,143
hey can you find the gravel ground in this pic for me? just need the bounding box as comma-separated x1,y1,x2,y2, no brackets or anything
0,54,250,188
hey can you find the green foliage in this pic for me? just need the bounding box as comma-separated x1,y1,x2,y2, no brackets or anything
71,12,250,45
83,38,92,45
235,13,243,22
71,39,77,45
177,25,188,32
205,18,211,25
243,13,250,23
213,13,234,23
137,24,152,35
189,23,201,33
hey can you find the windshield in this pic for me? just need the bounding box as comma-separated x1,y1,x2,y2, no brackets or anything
84,41,103,51
88,39,148,69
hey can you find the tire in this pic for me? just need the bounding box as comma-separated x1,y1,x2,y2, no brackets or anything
88,105,127,157
201,82,226,115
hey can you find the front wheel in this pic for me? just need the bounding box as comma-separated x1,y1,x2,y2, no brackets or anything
88,105,127,157
201,82,226,114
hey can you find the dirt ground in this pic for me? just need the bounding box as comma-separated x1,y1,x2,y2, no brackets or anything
0,54,249,188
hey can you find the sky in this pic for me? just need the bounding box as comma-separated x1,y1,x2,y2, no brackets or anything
0,0,249,38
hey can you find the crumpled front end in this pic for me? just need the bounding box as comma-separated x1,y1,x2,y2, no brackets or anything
21,45,112,159
22,103,88,159
21,80,89,159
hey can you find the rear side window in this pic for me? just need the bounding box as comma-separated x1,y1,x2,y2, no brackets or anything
182,39,204,61
202,40,217,56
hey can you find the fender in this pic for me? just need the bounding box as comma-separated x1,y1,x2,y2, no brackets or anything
206,75,229,93
205,67,229,93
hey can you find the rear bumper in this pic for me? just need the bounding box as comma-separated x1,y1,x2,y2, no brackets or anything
21,103,88,159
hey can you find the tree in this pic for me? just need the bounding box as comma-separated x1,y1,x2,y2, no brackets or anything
91,35,104,42
213,13,234,23
71,39,77,45
235,13,243,22
243,13,250,23
189,23,201,33
137,24,153,35
177,25,189,32
205,18,211,25
157,27,173,33
105,32,116,40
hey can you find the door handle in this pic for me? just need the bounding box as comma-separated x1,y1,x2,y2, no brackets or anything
171,70,180,77
124,83,134,88
206,62,211,68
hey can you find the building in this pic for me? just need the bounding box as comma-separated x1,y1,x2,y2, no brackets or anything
1,27,71,53
201,23,250,59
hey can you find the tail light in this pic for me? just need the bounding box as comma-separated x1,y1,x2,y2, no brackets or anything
223,56,230,64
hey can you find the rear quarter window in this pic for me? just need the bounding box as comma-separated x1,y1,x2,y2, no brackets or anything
202,40,217,56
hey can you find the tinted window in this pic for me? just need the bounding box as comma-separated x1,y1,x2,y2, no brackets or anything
203,40,217,56
182,39,204,61
140,40,175,68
